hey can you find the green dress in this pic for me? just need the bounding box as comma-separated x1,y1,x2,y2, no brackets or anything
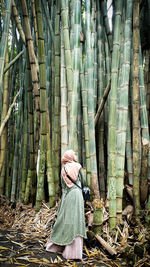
50,169,87,246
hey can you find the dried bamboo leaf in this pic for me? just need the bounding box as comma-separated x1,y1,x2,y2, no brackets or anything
84,245,90,257
0,246,9,250
0,257,8,261
73,261,78,267
57,255,63,262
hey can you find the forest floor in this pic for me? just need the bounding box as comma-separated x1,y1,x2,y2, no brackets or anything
0,196,150,267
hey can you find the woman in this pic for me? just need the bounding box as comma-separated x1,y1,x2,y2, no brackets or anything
46,150,87,260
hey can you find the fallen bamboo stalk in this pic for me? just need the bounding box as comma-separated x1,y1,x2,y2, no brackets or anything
0,90,20,137
94,80,111,127
95,234,117,255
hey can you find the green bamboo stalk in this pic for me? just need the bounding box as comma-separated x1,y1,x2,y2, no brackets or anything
126,112,133,185
41,0,54,44
21,57,28,201
104,31,111,133
61,0,73,109
144,50,150,127
108,0,123,229
85,0,99,200
69,0,81,152
0,49,9,195
91,0,97,112
80,46,91,187
61,29,68,156
52,0,61,200
101,0,112,51
0,5,2,40
77,94,82,163
147,63,150,129
5,63,16,198
31,0,38,49
24,52,36,205
46,106,54,207
144,49,150,222
139,45,149,204
35,0,47,211
70,0,75,53
4,29,16,197
21,0,40,163
97,0,106,200
0,0,12,116
85,0,102,234
44,5,54,207
132,0,141,217
16,50,25,201
45,7,52,125
12,0,26,44
116,0,132,220
10,65,23,202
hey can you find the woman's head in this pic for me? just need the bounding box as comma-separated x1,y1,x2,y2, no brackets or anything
61,150,81,188
61,150,77,164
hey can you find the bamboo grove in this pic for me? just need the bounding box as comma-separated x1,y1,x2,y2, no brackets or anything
0,0,150,232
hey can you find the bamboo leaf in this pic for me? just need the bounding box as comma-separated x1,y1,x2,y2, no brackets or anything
0,246,9,250
84,246,90,257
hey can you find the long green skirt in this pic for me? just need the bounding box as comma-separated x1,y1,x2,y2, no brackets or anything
50,176,87,246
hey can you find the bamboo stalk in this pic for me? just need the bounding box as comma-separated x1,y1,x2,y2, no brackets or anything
132,0,141,217
116,0,132,221
0,0,12,114
107,0,123,229
12,0,26,44
21,60,28,201
61,0,73,109
85,0,99,200
21,0,40,162
69,0,81,152
101,0,112,51
53,0,61,200
5,62,16,198
126,112,133,185
10,62,24,202
46,105,54,208
139,45,149,203
24,52,36,205
96,0,106,200
35,0,47,211
60,29,68,156
41,0,54,44
80,47,91,187
31,0,38,49
0,49,9,194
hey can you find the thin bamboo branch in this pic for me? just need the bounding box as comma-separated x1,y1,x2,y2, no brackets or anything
4,50,24,74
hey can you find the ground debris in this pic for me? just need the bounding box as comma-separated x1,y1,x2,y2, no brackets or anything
0,196,150,266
